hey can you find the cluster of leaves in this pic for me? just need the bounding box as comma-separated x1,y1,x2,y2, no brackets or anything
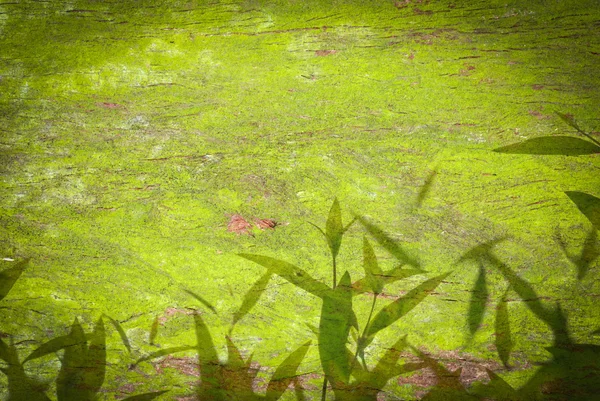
239,198,449,400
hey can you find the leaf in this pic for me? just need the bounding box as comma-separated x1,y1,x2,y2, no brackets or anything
149,315,159,345
467,264,489,336
83,317,106,395
232,271,272,326
370,335,410,387
134,345,197,365
319,271,353,385
266,340,312,401
565,191,600,231
417,169,437,207
495,289,513,368
120,390,170,401
104,314,132,355
326,197,344,259
183,289,217,314
364,273,450,347
356,215,421,269
492,136,600,155
193,312,224,400
555,111,581,131
362,237,384,294
0,258,29,302
23,334,79,364
57,318,89,401
222,337,255,396
238,254,329,298
352,265,423,296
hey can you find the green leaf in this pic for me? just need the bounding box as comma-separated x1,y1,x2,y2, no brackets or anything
467,264,489,336
104,314,132,355
134,345,197,365
495,289,513,368
352,265,423,296
183,289,217,314
57,318,89,401
238,254,329,298
417,169,437,207
326,197,344,259
232,271,272,326
493,136,600,155
266,340,312,401
565,191,600,231
23,334,79,364
369,335,412,388
362,237,384,295
319,271,353,385
120,390,170,401
556,111,582,131
83,317,106,395
222,337,255,396
364,273,450,346
149,315,159,345
356,216,421,269
193,312,224,401
0,258,29,302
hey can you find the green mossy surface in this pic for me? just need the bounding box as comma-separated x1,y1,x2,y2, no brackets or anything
1,0,599,399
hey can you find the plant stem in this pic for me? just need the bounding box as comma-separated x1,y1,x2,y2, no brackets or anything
332,256,337,289
320,255,338,401
350,294,378,373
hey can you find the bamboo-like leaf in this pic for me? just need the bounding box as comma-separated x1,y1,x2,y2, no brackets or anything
363,237,384,295
232,271,272,326
266,340,312,401
238,254,329,298
495,289,513,368
57,318,88,401
356,216,421,269
467,264,489,336
477,368,521,400
104,314,132,354
83,317,106,395
556,111,600,147
23,334,79,364
493,136,600,155
120,390,170,401
0,338,52,401
364,273,450,346
326,197,344,259
319,271,353,385
134,345,196,365
369,335,412,388
417,169,437,207
193,312,224,401
565,191,600,231
352,265,423,296
222,336,255,397
183,289,217,314
149,315,159,345
0,258,29,302
225,336,247,370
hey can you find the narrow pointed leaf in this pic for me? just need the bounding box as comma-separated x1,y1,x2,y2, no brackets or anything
565,191,600,231
238,254,329,298
120,390,170,401
222,337,254,396
556,111,600,146
83,317,106,394
23,334,79,364
477,368,520,400
467,264,489,336
232,271,272,326
417,169,437,207
104,315,132,355
134,345,196,365
266,340,312,401
326,197,344,259
149,315,159,345
369,334,411,387
319,271,353,385
57,318,89,401
352,266,423,295
0,258,29,302
357,216,421,269
225,336,246,370
364,273,450,346
363,237,384,294
495,290,513,368
183,289,217,314
577,229,599,280
193,312,223,400
493,136,600,155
